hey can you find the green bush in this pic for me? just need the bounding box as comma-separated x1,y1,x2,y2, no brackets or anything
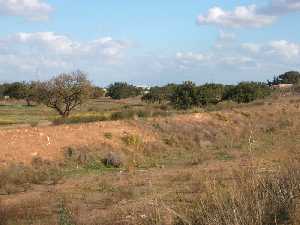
142,84,177,104
196,83,225,105
106,82,142,99
223,82,271,103
170,81,198,109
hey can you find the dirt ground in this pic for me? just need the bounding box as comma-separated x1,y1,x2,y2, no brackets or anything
0,120,157,166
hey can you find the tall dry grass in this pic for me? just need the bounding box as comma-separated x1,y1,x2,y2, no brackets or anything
173,162,300,225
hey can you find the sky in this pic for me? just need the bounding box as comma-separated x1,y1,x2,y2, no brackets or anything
0,0,300,86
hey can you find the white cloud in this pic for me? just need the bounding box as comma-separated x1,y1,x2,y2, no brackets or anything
176,52,207,62
198,0,300,28
241,43,262,53
0,0,53,20
0,32,131,81
197,5,276,28
241,40,300,59
268,40,300,58
264,0,300,14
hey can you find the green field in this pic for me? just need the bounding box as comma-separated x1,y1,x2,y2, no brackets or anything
0,97,172,126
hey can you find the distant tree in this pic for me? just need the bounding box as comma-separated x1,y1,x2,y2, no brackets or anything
170,81,198,109
3,82,27,100
90,86,105,99
268,71,300,85
196,83,225,105
36,71,92,117
278,71,300,84
223,82,271,103
142,83,177,104
23,82,40,106
106,82,142,99
0,84,6,98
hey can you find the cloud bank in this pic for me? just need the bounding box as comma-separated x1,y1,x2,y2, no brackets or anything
0,0,53,20
198,0,300,28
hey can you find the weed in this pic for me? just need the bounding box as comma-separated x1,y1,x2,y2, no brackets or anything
122,134,142,146
215,151,234,161
58,200,75,225
104,132,113,139
111,110,136,120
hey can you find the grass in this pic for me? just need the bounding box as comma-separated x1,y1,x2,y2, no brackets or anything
0,97,176,126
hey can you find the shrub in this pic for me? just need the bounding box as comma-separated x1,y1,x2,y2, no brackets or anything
104,132,113,139
196,83,225,105
174,163,300,225
170,81,198,109
58,200,75,225
0,162,62,194
142,84,177,104
110,110,136,120
122,134,142,146
102,152,124,168
223,82,271,103
106,82,142,99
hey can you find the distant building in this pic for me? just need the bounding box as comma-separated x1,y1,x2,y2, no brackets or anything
4,96,10,100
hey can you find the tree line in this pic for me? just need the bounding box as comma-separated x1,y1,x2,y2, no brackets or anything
0,70,299,117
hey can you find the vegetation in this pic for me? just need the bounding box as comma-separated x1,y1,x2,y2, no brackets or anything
223,82,271,103
170,81,198,109
268,71,300,85
196,83,226,105
35,71,92,118
0,93,300,224
106,82,142,99
90,86,106,99
142,83,177,104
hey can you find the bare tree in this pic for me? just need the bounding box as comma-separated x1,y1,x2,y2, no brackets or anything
37,71,92,117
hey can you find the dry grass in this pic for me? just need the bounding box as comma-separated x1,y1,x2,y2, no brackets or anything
173,163,300,225
0,95,300,224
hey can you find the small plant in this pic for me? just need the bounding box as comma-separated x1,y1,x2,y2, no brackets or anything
122,134,142,146
104,132,113,139
102,152,124,168
110,110,136,120
58,200,75,225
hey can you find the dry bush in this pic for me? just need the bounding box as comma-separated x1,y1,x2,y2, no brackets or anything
102,152,124,168
0,162,62,194
174,163,300,225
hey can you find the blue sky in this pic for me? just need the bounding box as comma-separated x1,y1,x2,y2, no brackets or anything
0,0,299,86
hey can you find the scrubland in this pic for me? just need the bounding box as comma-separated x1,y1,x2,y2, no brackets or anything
0,94,300,225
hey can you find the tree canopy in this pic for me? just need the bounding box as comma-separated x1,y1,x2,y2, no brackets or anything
36,71,92,117
106,82,142,100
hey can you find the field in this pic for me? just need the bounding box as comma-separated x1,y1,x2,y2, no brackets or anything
0,94,300,225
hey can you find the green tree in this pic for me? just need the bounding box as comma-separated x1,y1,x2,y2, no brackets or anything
142,84,177,104
223,82,271,103
170,81,198,109
106,82,142,99
2,82,27,100
196,83,225,105
278,71,300,84
268,71,300,85
36,71,92,118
